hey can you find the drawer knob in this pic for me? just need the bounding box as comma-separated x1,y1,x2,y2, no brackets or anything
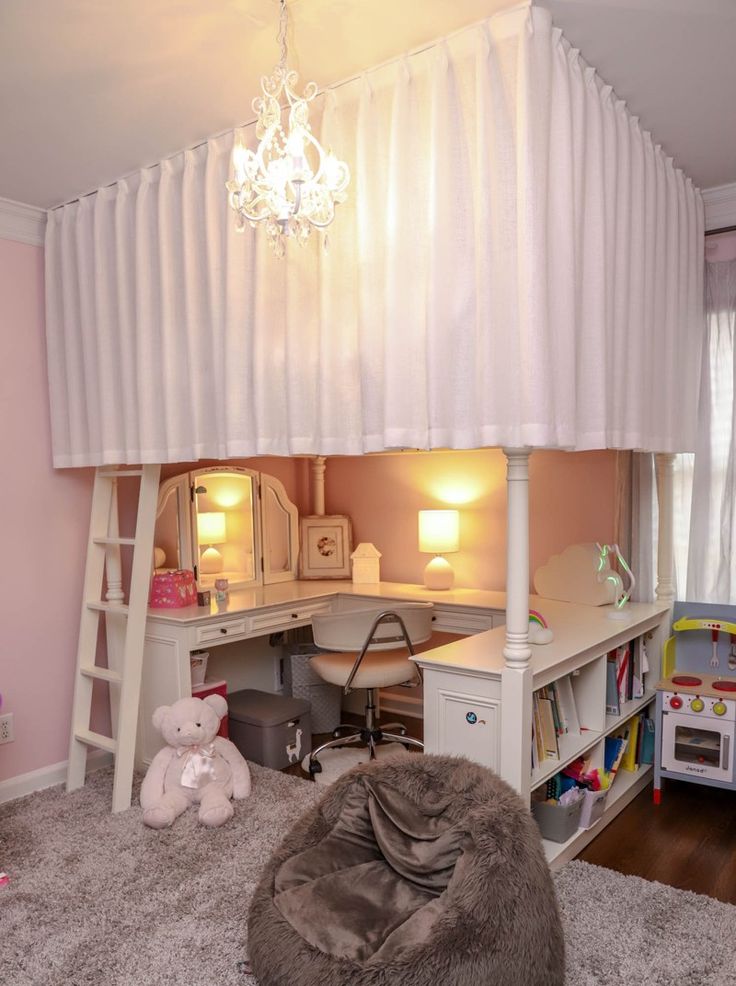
220,628,228,634
291,613,298,619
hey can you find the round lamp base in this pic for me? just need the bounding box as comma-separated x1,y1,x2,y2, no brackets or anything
423,556,455,591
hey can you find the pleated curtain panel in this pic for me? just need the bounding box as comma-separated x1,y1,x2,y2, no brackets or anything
45,4,704,468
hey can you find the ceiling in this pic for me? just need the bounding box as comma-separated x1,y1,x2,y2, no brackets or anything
1,0,734,210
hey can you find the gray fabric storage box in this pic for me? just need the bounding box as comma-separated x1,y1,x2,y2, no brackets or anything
229,690,311,771
283,644,342,733
531,795,583,843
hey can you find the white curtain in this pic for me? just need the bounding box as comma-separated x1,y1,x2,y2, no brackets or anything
676,258,736,603
45,5,704,468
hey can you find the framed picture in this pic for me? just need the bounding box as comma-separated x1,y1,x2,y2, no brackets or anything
299,515,353,579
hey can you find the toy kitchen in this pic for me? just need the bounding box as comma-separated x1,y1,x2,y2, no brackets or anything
654,601,736,802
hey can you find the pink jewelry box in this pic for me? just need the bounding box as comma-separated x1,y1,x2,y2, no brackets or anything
149,570,197,609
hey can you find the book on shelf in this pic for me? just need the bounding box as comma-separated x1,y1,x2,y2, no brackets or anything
638,716,655,765
604,730,629,776
555,675,581,735
532,673,585,767
620,715,640,772
606,637,649,716
605,658,620,715
631,637,648,700
538,697,560,759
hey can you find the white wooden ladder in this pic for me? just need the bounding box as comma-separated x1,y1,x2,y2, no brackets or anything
66,464,161,812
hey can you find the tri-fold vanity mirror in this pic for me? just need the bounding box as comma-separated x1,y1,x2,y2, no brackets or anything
154,467,299,589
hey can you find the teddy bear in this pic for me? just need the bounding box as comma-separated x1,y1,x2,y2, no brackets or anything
140,694,251,829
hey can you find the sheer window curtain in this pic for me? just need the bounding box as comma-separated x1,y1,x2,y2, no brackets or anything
671,246,736,603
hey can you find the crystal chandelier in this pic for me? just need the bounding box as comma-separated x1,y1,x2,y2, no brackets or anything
226,0,350,257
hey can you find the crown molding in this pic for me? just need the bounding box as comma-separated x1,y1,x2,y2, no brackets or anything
702,183,736,232
0,196,47,246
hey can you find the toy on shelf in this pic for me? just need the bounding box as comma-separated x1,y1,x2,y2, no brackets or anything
595,543,635,620
528,610,554,645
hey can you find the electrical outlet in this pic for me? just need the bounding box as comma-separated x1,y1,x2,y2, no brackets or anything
0,713,14,744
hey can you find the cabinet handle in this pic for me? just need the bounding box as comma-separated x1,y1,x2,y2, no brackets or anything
291,613,299,619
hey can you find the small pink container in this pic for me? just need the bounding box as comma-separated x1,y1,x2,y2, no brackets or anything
149,570,197,609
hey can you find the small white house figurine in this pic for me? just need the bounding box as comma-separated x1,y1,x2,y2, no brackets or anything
351,543,381,584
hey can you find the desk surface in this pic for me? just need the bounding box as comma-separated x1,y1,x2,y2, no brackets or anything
146,580,508,624
413,597,671,685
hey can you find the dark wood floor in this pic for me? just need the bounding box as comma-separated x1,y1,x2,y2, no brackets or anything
580,778,736,904
285,717,736,904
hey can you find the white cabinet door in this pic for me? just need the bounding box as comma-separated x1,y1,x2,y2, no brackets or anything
424,669,501,770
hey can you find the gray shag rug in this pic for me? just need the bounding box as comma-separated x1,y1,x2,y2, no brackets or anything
2,765,735,986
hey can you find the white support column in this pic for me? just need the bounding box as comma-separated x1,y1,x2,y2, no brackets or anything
500,448,533,801
654,453,676,604
311,456,326,516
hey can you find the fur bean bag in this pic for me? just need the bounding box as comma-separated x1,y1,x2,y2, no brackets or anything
248,755,564,986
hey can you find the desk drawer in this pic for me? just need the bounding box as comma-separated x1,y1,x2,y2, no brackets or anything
248,600,332,635
195,619,248,644
431,607,502,635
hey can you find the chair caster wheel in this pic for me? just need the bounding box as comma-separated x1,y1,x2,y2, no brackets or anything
332,729,341,738
308,760,322,775
397,727,407,736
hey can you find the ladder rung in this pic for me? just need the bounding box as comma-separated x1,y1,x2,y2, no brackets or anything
98,469,144,478
80,666,123,684
74,729,118,754
86,602,130,614
92,537,136,546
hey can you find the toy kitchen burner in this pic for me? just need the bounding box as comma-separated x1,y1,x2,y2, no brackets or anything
654,604,736,803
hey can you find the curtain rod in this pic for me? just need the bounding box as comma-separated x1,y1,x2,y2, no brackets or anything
706,225,736,236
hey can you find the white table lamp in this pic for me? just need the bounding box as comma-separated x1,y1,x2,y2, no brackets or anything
197,511,227,575
419,509,459,590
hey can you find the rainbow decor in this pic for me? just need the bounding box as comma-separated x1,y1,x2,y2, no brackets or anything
529,610,548,629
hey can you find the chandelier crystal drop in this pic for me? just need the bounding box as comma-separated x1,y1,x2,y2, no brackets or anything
226,0,350,257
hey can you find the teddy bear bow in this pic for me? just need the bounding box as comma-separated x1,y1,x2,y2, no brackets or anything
176,742,218,789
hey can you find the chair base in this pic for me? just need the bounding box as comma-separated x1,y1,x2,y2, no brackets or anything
309,723,424,774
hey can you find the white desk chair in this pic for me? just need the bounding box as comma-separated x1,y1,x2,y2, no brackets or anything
306,603,433,775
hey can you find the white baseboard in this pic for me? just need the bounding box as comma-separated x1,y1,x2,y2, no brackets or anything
0,750,113,806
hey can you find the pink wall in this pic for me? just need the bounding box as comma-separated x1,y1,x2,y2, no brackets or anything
325,449,618,590
0,238,94,784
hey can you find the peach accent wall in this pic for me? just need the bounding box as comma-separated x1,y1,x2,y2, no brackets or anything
325,449,618,590
0,238,94,785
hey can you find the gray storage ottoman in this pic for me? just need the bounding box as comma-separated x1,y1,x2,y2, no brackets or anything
228,689,311,770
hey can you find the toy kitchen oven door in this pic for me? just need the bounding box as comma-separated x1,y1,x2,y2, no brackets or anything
654,600,736,802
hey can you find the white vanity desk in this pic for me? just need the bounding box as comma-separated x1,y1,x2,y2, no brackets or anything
140,578,668,867
138,580,506,764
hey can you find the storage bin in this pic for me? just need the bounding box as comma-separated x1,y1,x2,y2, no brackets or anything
579,787,609,829
531,795,584,843
191,678,228,738
228,689,311,770
190,651,209,686
283,644,342,733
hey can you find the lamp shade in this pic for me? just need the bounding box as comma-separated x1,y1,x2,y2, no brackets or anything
418,510,459,554
197,511,227,545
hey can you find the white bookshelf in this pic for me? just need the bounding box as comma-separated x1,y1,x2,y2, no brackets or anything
543,763,653,867
417,597,671,871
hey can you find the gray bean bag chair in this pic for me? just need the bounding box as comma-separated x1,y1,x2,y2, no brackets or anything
248,755,564,986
